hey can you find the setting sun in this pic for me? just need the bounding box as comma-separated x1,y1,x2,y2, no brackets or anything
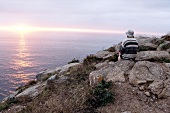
14,24,32,33
0,25,164,35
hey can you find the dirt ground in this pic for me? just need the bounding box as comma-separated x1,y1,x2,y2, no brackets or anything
98,82,170,113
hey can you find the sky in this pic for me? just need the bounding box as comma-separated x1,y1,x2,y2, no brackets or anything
0,0,170,35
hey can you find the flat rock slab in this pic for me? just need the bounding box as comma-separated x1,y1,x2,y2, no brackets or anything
16,83,45,98
135,51,170,61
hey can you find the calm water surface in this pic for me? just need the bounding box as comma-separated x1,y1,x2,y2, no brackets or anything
0,32,123,101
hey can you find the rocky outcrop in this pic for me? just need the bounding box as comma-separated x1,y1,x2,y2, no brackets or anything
129,61,167,85
36,69,58,81
106,60,135,82
59,63,82,74
129,61,170,98
94,50,116,61
135,51,170,61
16,83,45,99
89,60,135,86
161,33,170,41
95,50,112,59
36,63,82,82
136,37,160,51
1,35,170,113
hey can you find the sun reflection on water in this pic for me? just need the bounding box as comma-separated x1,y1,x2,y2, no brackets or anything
10,34,35,84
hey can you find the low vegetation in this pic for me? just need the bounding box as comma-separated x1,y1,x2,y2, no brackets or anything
151,38,164,46
88,80,114,108
0,98,18,112
105,46,116,52
16,59,114,113
159,58,170,63
107,54,118,62
83,54,103,65
161,43,170,50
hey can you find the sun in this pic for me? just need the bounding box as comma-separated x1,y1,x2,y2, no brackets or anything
14,24,32,34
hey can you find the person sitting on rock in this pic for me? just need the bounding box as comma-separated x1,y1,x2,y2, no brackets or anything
118,30,138,60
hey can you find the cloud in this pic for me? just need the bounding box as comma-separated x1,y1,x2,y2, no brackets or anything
0,0,170,34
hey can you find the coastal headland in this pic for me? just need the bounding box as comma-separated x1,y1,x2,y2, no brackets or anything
0,34,170,113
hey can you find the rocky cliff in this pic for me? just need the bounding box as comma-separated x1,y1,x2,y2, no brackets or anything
0,35,170,113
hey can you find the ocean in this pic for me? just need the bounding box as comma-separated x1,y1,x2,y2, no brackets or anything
0,32,123,101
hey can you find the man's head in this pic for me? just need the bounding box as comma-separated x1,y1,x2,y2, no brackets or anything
126,30,134,38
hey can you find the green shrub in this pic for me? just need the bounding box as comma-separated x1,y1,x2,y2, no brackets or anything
0,98,19,111
87,80,114,108
159,58,170,63
161,43,170,50
68,58,80,64
0,103,9,112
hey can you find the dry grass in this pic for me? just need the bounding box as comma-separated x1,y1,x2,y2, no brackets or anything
83,54,103,66
18,64,96,113
17,61,115,113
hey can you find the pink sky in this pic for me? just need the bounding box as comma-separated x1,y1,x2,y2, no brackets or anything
0,0,170,35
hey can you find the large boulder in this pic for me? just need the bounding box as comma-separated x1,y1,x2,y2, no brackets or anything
59,63,82,74
106,60,135,82
89,60,135,86
36,69,59,82
136,37,160,51
16,83,45,99
129,61,167,85
135,51,170,61
129,61,170,98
